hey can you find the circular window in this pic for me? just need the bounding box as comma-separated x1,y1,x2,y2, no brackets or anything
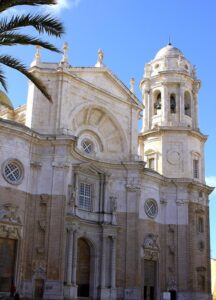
81,139,93,154
144,199,158,219
2,159,24,185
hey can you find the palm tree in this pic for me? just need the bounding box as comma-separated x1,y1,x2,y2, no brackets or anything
0,0,64,102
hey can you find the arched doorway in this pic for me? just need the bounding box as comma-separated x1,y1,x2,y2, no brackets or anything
34,279,44,298
0,238,17,292
76,238,91,297
170,290,177,300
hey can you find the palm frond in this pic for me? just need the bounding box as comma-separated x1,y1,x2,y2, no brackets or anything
0,33,61,53
0,14,64,37
0,55,52,102
0,67,8,92
0,0,57,12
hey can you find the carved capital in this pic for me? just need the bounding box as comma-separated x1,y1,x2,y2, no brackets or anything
52,161,70,169
30,161,42,169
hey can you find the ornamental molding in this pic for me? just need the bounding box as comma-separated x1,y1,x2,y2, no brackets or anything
143,233,159,251
32,260,47,278
0,223,22,239
142,233,159,260
0,203,22,224
125,184,141,191
52,161,70,169
30,160,42,169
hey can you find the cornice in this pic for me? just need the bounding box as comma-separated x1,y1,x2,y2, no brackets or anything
71,144,145,171
29,65,143,111
142,170,214,194
0,118,76,145
139,127,207,142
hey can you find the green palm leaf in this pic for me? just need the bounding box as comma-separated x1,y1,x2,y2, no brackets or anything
0,0,57,12
0,55,52,102
0,67,8,91
0,0,64,102
0,33,61,52
0,14,64,37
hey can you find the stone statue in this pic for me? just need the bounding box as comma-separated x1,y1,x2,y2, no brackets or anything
60,42,69,66
130,78,135,93
95,48,105,67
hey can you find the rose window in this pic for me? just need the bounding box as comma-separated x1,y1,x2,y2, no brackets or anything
144,199,158,219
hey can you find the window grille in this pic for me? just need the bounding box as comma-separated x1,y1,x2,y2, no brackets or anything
193,159,199,178
2,159,24,185
81,140,93,154
79,183,92,210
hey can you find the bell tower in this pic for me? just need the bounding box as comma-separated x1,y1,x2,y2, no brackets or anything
139,44,206,183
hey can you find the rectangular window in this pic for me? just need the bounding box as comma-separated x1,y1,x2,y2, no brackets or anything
79,183,92,211
193,159,199,178
148,158,155,170
198,217,204,233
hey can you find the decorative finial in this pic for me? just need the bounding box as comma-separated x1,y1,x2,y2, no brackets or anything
130,78,135,93
168,35,172,45
192,65,197,79
95,48,105,67
31,45,41,66
60,42,69,65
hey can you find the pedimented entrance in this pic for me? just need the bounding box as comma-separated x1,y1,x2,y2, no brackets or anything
143,260,157,300
76,238,91,298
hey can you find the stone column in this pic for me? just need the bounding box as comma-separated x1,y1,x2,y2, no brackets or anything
143,89,150,130
72,230,78,286
101,235,106,288
111,236,117,288
162,83,168,125
179,84,185,124
193,92,199,129
66,228,73,285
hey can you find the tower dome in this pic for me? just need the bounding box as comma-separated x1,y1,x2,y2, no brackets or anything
154,43,184,60
143,43,194,79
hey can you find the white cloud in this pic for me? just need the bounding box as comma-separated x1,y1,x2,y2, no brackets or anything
206,176,216,195
47,0,81,14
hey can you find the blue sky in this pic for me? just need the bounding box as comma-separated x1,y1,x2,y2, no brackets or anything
2,0,216,258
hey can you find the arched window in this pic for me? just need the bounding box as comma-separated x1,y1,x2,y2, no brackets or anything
184,91,191,116
193,159,199,179
153,91,161,115
170,94,176,113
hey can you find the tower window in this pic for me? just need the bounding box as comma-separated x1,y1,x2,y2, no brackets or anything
197,217,204,233
154,92,161,115
193,159,199,178
184,91,191,116
170,94,176,113
79,183,92,211
148,158,155,170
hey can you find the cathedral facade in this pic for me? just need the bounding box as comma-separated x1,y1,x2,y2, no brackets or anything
0,44,213,300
